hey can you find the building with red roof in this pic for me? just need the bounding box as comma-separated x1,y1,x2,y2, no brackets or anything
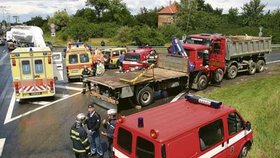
158,3,178,27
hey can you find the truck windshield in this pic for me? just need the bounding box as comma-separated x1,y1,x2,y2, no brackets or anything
117,127,132,154
80,53,89,63
136,137,155,158
185,37,212,46
124,54,140,62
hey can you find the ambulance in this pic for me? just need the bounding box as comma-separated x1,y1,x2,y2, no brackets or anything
113,95,253,158
65,43,93,80
10,47,56,99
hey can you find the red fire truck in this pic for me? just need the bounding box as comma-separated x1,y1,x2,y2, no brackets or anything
122,47,158,72
113,95,253,158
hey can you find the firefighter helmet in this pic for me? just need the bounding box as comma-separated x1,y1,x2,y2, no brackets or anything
76,113,86,124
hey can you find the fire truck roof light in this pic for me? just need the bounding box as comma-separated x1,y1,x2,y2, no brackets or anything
29,48,33,52
150,129,159,139
185,94,222,109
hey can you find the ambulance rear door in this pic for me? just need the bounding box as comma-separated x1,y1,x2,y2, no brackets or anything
20,58,35,95
32,56,48,95
52,52,64,81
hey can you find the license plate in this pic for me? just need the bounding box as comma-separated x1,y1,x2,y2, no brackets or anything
29,92,42,96
71,69,79,73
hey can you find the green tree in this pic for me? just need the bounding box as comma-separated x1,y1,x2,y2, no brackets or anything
227,7,239,24
48,10,70,31
74,8,97,23
135,7,158,28
241,0,266,26
62,17,92,41
114,26,131,43
86,0,110,19
158,24,182,42
25,16,47,28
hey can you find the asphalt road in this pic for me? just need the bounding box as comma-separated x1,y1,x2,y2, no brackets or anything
0,47,279,158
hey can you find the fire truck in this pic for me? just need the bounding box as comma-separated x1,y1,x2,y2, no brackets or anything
113,94,253,158
65,43,93,80
10,47,56,99
122,47,158,72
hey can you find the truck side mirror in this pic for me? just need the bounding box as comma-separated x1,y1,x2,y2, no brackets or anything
245,121,251,131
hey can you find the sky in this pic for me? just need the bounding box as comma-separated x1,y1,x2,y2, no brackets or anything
0,0,279,22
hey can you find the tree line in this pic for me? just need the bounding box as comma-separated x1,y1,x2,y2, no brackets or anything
25,0,280,45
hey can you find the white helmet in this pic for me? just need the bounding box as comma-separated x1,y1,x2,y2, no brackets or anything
107,109,117,115
76,113,86,124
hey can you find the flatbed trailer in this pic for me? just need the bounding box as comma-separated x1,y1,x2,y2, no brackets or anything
87,54,189,110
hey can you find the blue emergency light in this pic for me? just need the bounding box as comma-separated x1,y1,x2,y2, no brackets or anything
29,48,33,52
185,94,222,109
138,117,144,128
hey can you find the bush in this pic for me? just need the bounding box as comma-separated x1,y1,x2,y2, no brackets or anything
114,26,131,43
159,24,183,43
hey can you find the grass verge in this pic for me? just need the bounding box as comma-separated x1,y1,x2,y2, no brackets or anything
198,74,280,158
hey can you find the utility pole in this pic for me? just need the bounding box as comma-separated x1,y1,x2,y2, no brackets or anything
13,16,19,24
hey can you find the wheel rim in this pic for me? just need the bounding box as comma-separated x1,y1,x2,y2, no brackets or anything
199,77,207,89
249,64,256,73
258,61,264,72
230,67,237,78
240,146,248,158
142,92,151,104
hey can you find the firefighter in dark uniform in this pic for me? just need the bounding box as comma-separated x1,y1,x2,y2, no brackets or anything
101,109,117,158
70,113,90,158
81,65,91,94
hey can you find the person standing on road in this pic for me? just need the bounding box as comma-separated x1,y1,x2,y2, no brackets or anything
81,65,91,94
70,113,90,158
85,104,104,158
119,51,125,72
101,109,117,158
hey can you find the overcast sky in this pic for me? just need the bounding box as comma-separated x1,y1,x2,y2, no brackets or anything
0,0,279,22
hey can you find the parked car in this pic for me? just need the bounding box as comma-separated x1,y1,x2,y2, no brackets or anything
102,47,127,68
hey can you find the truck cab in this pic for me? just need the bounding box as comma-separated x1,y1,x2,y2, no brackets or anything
113,95,253,158
65,43,93,80
102,48,127,68
10,47,56,99
122,47,158,72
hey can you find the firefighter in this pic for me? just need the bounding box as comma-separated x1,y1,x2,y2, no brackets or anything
85,104,104,158
70,113,90,158
81,65,91,94
101,109,117,158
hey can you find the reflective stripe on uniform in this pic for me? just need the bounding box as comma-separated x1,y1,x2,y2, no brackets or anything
71,129,80,136
82,138,88,144
70,135,80,141
85,146,90,150
72,148,86,153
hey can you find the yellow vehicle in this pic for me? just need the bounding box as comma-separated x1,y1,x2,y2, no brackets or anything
10,47,55,99
65,43,93,80
102,47,127,68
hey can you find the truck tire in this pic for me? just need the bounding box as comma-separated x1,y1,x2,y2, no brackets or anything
197,74,208,90
248,60,256,75
238,144,249,158
213,68,224,83
256,60,265,73
136,86,154,106
227,65,238,79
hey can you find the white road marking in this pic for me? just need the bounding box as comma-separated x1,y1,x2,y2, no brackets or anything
0,138,5,157
171,91,186,103
30,101,51,106
4,92,81,125
0,53,8,64
267,60,280,64
4,91,16,125
55,85,83,91
71,82,83,85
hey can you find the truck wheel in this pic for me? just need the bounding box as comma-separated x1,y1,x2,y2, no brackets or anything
197,74,208,90
227,65,238,79
238,144,249,158
136,86,154,106
248,60,256,75
256,60,265,73
213,69,224,83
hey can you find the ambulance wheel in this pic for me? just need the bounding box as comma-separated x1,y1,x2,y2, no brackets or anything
197,74,208,90
248,60,256,75
256,60,265,73
238,144,249,158
213,68,224,83
136,86,154,106
227,65,238,79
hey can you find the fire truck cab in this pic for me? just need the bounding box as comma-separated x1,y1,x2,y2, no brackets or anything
122,47,158,72
65,43,93,80
113,95,253,158
10,47,56,99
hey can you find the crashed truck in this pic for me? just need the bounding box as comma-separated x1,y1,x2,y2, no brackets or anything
87,35,272,110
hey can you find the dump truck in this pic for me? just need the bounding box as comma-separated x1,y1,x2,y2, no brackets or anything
185,34,272,89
